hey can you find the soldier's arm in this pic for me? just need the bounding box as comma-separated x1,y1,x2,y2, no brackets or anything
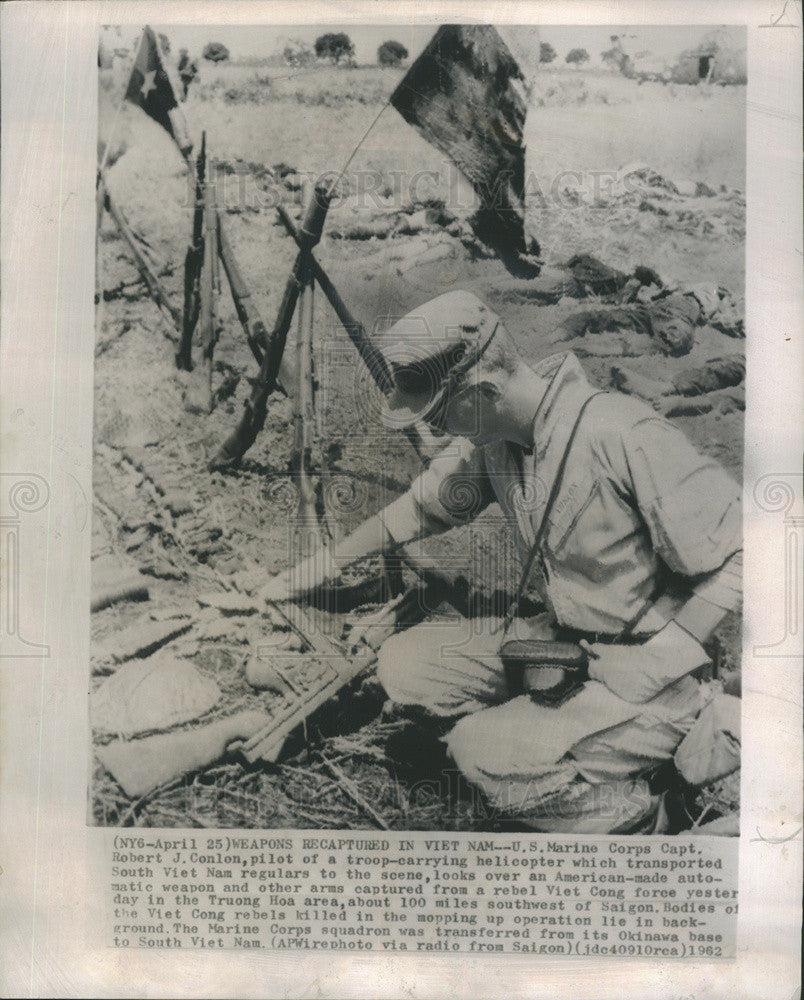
673,550,742,642
261,440,493,601
256,514,393,603
583,403,743,701
622,410,742,641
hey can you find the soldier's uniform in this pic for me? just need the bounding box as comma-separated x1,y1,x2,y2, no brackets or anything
373,291,742,832
178,50,198,100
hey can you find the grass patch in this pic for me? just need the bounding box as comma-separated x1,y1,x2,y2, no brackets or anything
197,64,398,106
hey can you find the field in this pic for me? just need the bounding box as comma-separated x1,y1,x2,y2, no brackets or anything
93,58,745,830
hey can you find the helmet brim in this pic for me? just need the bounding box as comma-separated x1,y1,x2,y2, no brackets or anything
380,383,450,430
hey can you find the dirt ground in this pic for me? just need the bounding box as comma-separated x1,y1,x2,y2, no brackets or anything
92,60,744,830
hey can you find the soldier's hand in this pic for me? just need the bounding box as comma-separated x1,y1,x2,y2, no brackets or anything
259,547,341,604
258,569,295,605
581,621,710,704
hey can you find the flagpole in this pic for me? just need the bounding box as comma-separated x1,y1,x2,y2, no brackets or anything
325,99,391,200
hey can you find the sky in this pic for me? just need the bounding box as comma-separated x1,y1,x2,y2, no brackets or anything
105,24,742,69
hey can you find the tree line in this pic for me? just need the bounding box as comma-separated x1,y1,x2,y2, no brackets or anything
197,35,592,69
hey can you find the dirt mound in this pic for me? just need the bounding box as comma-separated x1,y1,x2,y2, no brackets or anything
101,102,190,270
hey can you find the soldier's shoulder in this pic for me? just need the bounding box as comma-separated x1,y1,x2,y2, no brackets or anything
587,388,660,438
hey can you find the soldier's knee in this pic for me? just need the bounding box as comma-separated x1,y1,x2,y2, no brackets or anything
376,633,401,693
376,626,429,700
445,711,487,779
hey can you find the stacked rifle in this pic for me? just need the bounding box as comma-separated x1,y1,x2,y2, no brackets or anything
97,22,534,555
172,134,441,555
92,23,540,789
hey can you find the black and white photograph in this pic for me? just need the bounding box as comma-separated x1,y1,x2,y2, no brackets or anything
91,22,747,833
2,2,802,994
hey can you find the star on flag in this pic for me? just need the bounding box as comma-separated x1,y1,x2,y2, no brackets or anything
122,26,192,157
140,70,157,99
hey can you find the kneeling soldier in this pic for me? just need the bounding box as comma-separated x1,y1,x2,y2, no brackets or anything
261,291,742,832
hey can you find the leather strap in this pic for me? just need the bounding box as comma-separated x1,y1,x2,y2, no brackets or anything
499,390,605,635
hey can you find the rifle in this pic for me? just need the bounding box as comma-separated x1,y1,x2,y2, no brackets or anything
104,191,182,330
209,183,333,469
217,210,268,366
193,153,219,413
177,132,206,370
275,204,434,464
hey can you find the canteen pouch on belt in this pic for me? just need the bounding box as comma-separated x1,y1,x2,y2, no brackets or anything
500,639,589,707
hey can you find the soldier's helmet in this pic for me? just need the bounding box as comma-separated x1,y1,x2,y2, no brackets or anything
374,290,502,429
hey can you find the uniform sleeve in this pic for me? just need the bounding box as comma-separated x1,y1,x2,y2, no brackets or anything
606,404,743,589
379,438,495,544
691,549,742,613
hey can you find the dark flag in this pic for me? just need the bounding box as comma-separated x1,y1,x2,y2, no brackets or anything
125,26,192,156
391,25,539,276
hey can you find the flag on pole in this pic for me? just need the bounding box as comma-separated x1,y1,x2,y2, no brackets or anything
391,25,539,275
125,26,192,157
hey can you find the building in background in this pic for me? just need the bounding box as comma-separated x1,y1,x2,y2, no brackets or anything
603,26,746,84
671,28,747,85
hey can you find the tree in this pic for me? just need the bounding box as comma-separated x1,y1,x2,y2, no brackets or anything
601,38,628,73
282,39,315,67
566,48,590,66
314,32,355,65
202,41,230,63
377,40,408,67
539,41,557,64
